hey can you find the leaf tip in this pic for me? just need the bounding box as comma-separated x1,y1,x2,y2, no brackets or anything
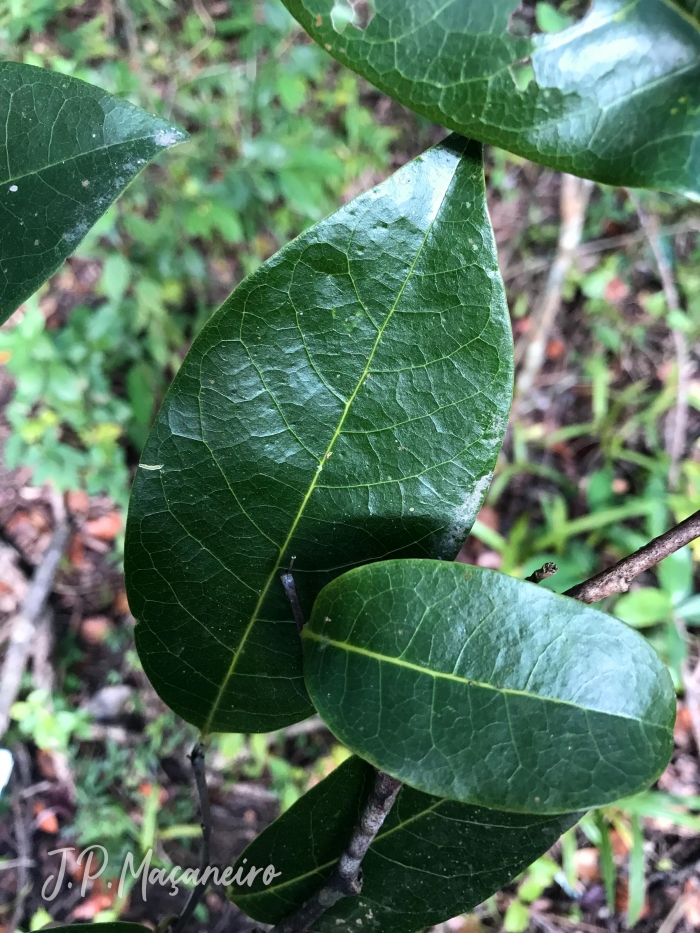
153,125,189,149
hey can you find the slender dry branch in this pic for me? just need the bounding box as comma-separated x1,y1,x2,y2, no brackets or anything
629,192,690,491
172,743,212,933
0,495,70,738
514,174,594,405
9,745,32,933
268,769,402,933
565,509,700,603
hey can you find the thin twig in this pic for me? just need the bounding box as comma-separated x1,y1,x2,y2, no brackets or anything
564,509,700,603
503,218,700,283
280,559,306,633
0,493,70,738
268,770,402,933
9,745,31,933
629,192,690,491
526,562,558,584
656,896,688,933
514,174,594,404
171,743,212,933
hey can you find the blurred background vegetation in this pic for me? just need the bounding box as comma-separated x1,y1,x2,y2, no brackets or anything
1,2,700,932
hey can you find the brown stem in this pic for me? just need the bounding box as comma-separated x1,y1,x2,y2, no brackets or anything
171,743,212,933
514,174,593,404
280,558,306,633
0,493,70,739
526,562,558,584
564,509,700,603
268,770,402,933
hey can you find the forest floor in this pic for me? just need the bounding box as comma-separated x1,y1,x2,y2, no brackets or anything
1,2,700,933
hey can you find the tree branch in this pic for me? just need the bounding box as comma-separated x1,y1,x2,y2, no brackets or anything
564,509,700,603
629,192,690,491
526,562,558,584
514,174,593,406
172,743,212,933
267,769,402,933
0,493,70,739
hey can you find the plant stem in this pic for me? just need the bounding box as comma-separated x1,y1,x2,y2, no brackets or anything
514,173,593,406
564,509,700,603
526,562,558,584
280,559,306,633
628,192,689,492
172,743,212,933
0,492,70,739
267,769,402,933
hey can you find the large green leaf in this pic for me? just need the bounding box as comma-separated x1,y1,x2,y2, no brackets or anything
0,63,187,324
303,560,675,814
125,136,513,734
282,0,700,199
230,756,579,933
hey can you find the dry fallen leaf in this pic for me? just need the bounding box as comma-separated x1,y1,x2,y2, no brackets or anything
66,489,90,514
33,803,59,834
83,511,122,541
80,616,113,645
545,338,566,360
573,847,600,882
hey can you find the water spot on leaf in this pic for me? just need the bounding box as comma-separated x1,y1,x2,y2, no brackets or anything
331,0,375,33
154,128,184,148
8,185,17,193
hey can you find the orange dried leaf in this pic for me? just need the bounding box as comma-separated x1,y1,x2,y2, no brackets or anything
84,511,122,541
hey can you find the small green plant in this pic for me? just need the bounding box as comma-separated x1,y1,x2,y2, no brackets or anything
10,689,91,754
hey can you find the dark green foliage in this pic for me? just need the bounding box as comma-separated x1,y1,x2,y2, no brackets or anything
0,63,186,324
303,560,676,813
282,0,700,199
125,136,513,734
230,756,580,933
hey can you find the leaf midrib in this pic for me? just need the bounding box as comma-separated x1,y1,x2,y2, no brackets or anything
0,134,163,188
200,159,461,735
302,629,663,728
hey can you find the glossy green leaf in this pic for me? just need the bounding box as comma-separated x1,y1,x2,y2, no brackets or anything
229,755,579,933
282,0,700,199
303,560,675,814
0,63,187,324
125,136,512,734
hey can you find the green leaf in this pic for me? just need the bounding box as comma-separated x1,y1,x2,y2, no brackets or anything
125,136,513,734
657,545,694,605
303,560,675,814
504,901,531,933
229,755,579,933
627,812,646,927
0,63,187,325
677,593,700,624
282,0,700,199
614,587,673,628
593,810,616,912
